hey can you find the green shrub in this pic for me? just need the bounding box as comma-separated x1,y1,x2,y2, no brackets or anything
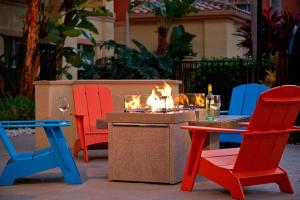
0,96,35,120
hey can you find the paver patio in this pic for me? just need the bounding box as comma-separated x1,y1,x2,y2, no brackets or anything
0,134,299,200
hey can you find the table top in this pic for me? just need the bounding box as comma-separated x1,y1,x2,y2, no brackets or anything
106,111,196,124
188,115,251,128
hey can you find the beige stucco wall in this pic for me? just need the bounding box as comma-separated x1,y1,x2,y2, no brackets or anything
227,20,247,57
203,19,246,58
130,23,158,50
128,19,239,58
125,13,249,59
182,21,205,59
95,16,115,58
203,19,228,57
0,2,26,36
34,80,181,149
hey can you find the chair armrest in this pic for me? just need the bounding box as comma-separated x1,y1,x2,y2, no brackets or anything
239,122,249,127
0,120,70,128
293,126,300,129
242,128,300,135
181,125,249,134
70,113,87,117
0,120,70,124
96,120,108,129
220,110,228,115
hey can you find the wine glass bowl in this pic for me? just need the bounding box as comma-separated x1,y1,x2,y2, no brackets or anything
211,95,221,117
57,96,70,121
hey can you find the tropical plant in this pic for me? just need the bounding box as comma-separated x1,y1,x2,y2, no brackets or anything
235,20,252,56
130,0,197,54
262,69,276,87
40,0,112,79
278,10,300,51
97,39,173,79
168,25,196,61
235,8,300,56
93,24,196,80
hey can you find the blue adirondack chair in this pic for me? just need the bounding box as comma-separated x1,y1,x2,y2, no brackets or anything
220,83,270,145
0,120,81,186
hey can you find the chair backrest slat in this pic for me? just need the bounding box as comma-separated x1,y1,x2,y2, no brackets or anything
228,84,246,115
85,85,103,133
98,86,114,119
0,127,17,159
228,83,269,115
242,84,260,115
73,85,91,134
233,85,300,172
73,84,113,134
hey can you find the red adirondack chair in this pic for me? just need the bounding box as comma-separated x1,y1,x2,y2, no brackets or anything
72,84,114,162
181,85,300,200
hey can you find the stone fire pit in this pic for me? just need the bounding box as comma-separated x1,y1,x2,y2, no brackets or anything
106,110,201,184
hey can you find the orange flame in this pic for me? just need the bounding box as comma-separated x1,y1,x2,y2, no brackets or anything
195,93,205,107
125,95,141,111
174,94,189,108
146,81,174,112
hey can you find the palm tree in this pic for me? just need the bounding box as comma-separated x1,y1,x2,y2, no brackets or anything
19,0,40,97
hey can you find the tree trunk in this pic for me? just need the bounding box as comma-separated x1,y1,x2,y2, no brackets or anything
19,0,40,97
251,1,257,61
156,17,170,54
156,26,168,54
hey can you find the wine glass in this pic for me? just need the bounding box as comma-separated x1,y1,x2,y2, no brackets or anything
211,95,221,117
57,96,70,122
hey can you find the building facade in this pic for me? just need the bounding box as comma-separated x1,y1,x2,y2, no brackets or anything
0,0,115,79
115,0,250,59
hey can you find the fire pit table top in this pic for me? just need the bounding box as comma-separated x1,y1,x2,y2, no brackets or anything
106,110,199,124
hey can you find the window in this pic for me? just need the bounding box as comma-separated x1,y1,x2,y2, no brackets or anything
236,3,251,12
0,35,21,68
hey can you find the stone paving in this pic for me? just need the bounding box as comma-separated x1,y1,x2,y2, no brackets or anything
0,134,299,200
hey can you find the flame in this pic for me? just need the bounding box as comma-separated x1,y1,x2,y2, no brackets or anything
124,81,176,112
174,94,189,108
125,95,141,111
146,81,174,112
195,93,205,107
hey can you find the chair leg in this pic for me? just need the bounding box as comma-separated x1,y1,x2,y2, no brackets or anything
73,139,81,157
229,179,245,200
181,130,207,191
0,162,16,186
83,146,89,163
278,173,294,193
